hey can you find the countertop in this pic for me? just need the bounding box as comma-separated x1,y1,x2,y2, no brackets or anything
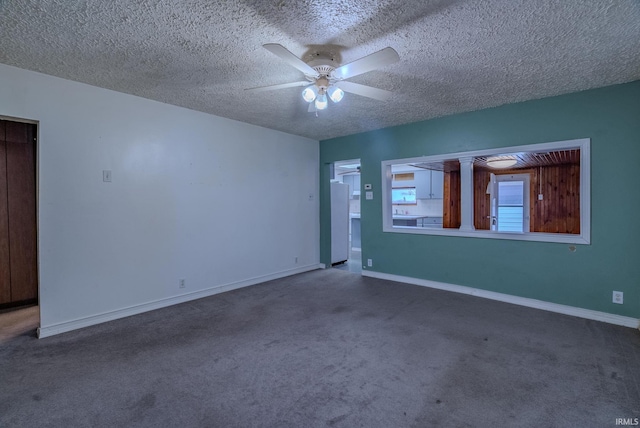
392,214,427,220
393,214,443,220
350,213,443,220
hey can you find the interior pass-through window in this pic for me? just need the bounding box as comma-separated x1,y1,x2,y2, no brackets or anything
381,138,590,244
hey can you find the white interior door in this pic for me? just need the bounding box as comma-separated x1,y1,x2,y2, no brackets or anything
491,173,530,233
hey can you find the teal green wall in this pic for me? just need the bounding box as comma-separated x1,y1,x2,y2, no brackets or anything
320,81,640,318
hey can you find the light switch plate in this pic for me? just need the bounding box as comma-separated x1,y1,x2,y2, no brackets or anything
364,184,372,190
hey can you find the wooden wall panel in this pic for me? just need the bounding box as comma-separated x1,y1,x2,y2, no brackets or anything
568,165,580,233
472,164,580,234
443,171,461,228
533,164,580,234
473,169,492,230
5,122,38,302
0,122,11,304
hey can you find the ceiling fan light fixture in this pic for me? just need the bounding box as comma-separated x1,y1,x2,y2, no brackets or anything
315,93,328,110
327,86,344,103
255,43,400,113
301,86,317,103
486,156,517,169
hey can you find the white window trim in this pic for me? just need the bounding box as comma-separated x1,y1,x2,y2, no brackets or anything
381,138,591,245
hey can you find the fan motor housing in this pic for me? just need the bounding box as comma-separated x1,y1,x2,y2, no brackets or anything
305,56,338,90
307,55,338,73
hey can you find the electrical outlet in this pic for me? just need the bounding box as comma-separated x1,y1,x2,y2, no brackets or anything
612,291,623,304
179,279,186,289
367,259,373,267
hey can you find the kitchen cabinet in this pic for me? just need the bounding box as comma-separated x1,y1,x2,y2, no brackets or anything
342,175,350,189
393,218,418,227
416,170,444,199
431,171,443,198
392,215,424,227
415,171,428,198
342,174,360,199
391,215,443,228
419,217,443,228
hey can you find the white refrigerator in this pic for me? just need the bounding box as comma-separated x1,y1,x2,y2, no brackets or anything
331,181,350,265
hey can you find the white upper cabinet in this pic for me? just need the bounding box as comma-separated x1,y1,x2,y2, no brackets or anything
416,170,443,199
431,170,443,199
342,174,361,199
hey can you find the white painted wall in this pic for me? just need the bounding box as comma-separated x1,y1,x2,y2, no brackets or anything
0,64,320,336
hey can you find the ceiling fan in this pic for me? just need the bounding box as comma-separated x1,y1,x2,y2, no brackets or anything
246,44,400,113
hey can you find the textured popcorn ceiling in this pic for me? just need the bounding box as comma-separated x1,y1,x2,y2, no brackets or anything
0,0,639,140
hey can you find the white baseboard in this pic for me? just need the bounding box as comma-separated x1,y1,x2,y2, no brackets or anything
362,271,640,329
37,263,323,339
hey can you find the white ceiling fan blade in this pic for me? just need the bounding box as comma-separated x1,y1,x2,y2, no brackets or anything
331,47,399,80
245,81,311,93
263,44,320,78
336,81,393,101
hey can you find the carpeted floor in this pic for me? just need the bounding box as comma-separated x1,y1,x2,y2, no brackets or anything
1,269,639,427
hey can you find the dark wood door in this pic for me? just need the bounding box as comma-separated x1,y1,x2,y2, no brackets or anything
0,119,37,306
0,121,10,303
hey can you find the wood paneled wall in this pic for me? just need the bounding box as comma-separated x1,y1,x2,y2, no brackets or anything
533,164,580,234
443,171,461,228
473,169,493,230
473,165,580,234
0,123,9,304
0,120,38,306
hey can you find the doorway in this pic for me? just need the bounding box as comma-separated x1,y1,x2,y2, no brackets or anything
332,159,361,273
0,119,38,316
489,173,530,233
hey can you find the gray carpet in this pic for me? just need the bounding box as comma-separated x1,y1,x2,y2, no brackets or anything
1,269,639,427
